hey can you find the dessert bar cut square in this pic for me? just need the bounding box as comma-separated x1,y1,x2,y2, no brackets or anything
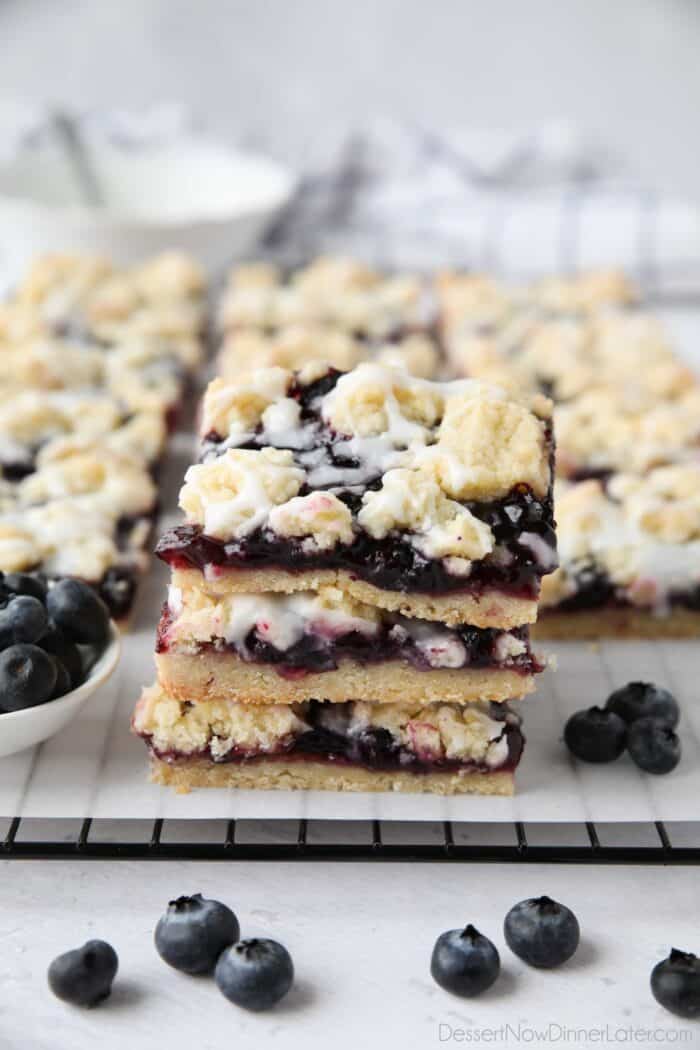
156,362,557,628
132,685,524,796
219,257,432,340
0,251,208,620
154,583,544,705
217,326,442,382
535,467,700,638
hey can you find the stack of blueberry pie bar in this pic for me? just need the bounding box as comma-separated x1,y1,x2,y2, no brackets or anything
133,340,557,793
0,251,206,622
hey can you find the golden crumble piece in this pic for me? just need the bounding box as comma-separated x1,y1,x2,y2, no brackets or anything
0,523,39,572
322,363,443,439
180,448,304,540
428,395,550,501
268,492,354,550
531,269,637,314
16,254,112,307
609,465,700,544
358,468,495,561
135,252,205,300
201,370,292,437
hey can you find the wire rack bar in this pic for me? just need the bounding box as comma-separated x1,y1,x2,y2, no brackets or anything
2,818,699,863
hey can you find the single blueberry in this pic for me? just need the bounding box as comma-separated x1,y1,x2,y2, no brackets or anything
0,644,57,712
605,681,680,728
0,595,48,649
651,949,700,1019
564,706,627,763
504,896,580,969
48,940,118,1007
430,925,500,997
627,717,681,775
3,572,47,602
154,893,240,974
215,938,294,1011
47,579,110,645
38,624,83,689
51,658,73,699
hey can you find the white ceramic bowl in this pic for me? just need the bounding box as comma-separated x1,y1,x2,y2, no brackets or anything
0,138,296,275
0,623,121,758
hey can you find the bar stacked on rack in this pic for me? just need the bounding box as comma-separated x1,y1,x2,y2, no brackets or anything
436,270,700,637
134,359,557,795
0,252,206,621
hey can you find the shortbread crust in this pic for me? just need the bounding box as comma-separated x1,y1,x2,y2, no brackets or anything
155,650,536,705
169,566,538,629
151,756,515,796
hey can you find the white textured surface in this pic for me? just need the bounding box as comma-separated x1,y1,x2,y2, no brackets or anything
1,0,700,206
1,859,699,1048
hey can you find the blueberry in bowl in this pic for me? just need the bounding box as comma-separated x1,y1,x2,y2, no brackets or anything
0,574,120,758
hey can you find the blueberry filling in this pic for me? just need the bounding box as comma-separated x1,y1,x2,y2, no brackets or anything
189,367,556,597
156,606,541,676
546,563,700,615
156,483,555,602
143,700,525,775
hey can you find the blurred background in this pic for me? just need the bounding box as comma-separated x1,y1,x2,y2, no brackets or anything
0,0,698,202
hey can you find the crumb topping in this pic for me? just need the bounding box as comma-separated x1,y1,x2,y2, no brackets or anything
133,684,516,767
189,363,553,561
179,448,305,540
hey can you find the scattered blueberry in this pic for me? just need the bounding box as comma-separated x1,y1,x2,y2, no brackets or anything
47,579,110,646
627,718,681,775
38,624,83,690
48,940,118,1007
155,893,240,975
564,706,627,763
0,644,57,711
651,949,700,1019
3,572,47,602
504,896,580,969
215,938,294,1011
0,595,48,648
606,682,680,728
430,925,500,997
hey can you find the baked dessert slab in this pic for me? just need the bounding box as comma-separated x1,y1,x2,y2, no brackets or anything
154,582,543,704
536,469,700,637
0,251,207,620
219,257,431,339
133,685,523,796
218,326,442,383
156,362,557,628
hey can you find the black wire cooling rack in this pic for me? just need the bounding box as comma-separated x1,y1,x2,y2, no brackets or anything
3,817,700,863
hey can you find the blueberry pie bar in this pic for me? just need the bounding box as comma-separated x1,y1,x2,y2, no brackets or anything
137,354,555,795
536,467,700,638
219,257,431,340
155,583,544,705
217,257,442,382
0,251,207,619
156,363,557,629
133,686,524,796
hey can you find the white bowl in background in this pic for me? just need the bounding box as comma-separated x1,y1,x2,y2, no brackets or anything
0,623,121,758
0,138,296,275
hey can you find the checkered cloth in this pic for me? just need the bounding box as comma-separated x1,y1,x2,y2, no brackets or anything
262,120,700,300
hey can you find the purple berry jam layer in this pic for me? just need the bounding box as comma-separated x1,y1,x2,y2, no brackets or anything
133,687,524,779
